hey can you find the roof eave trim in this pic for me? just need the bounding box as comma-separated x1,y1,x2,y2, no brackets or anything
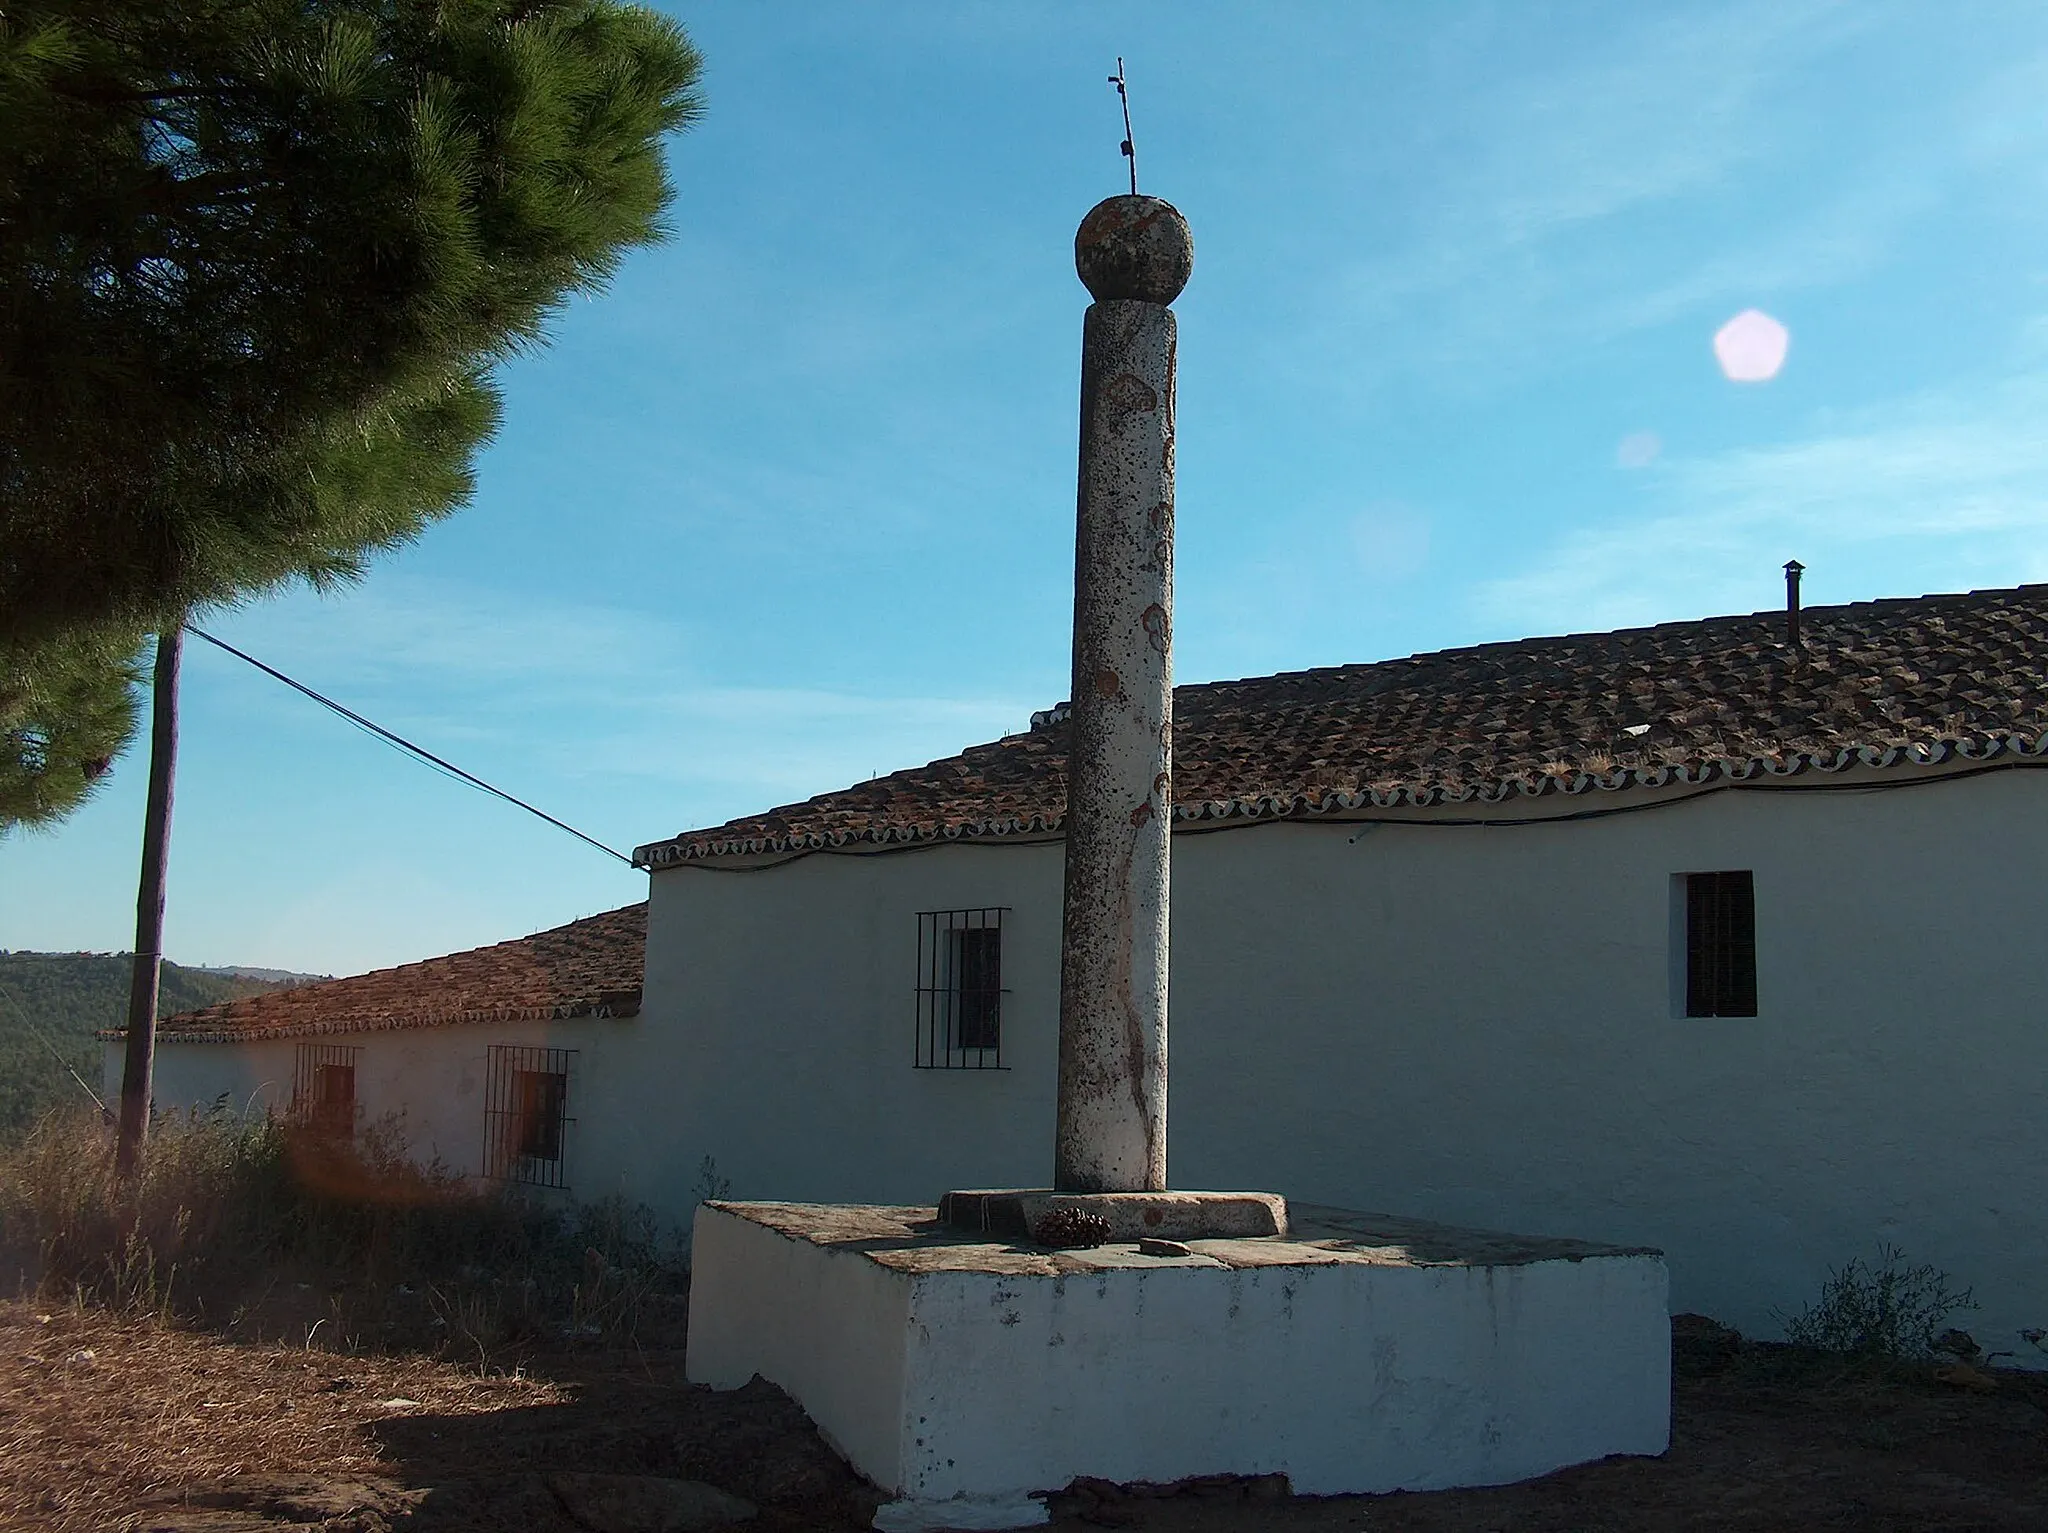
634,730,2047,864
126,993,644,1046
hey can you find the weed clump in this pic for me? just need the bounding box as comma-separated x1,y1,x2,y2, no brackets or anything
1775,1243,1977,1361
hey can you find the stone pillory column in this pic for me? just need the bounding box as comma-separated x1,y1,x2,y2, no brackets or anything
692,183,1672,1521
1054,195,1193,1194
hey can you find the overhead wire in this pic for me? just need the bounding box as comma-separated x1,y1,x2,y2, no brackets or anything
0,976,109,1113
183,625,634,867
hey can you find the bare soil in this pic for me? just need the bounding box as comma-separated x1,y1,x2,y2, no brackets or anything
4,1298,2046,1533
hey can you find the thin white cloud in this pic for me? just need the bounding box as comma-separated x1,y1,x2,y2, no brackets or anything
1608,168,1937,339
1293,10,2048,403
1314,2,1861,376
1346,501,1432,585
568,685,1036,799
203,573,663,692
1616,431,1663,469
1458,4,1843,245
1475,368,2048,634
1958,48,2048,166
197,572,1043,835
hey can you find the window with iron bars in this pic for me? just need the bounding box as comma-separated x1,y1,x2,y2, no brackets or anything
1684,870,1757,1017
914,908,1008,1069
483,1045,576,1187
291,1043,359,1139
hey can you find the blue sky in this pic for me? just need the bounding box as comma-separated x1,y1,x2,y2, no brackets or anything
7,1,2048,974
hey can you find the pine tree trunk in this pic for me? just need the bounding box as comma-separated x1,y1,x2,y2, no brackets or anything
115,623,183,1177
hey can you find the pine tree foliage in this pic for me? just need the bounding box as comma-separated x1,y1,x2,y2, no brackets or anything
0,629,146,829
0,0,702,638
0,0,701,828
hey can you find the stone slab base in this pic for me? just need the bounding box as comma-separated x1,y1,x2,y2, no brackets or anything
937,1188,1287,1242
686,1201,1671,1529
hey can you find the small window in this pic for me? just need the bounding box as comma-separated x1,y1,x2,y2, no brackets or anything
954,927,1001,1050
1684,871,1757,1017
484,1045,575,1186
291,1044,359,1138
513,1069,567,1160
915,908,1008,1068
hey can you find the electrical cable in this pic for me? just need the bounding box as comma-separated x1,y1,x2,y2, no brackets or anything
0,976,109,1113
184,625,633,866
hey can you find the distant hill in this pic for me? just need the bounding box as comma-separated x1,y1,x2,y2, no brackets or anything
187,965,331,984
0,952,294,1140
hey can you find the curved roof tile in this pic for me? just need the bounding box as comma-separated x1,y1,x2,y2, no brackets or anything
635,584,2048,865
136,904,646,1043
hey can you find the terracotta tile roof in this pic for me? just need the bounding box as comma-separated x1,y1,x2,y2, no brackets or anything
636,584,2048,866
134,904,646,1044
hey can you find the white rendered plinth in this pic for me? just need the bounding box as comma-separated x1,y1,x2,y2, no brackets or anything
687,1201,1670,1529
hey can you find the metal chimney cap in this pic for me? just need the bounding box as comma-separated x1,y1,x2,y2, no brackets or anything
1784,559,1805,573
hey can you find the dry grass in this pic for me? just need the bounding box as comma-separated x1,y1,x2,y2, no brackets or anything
0,1300,566,1532
0,1107,688,1357
7,1114,2045,1532
5,1295,2048,1533
0,1109,697,1529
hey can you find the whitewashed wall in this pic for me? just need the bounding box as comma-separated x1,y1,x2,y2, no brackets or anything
107,1016,637,1185
589,844,1066,1213
619,765,2048,1362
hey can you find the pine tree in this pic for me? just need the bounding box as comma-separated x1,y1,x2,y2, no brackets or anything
0,0,702,828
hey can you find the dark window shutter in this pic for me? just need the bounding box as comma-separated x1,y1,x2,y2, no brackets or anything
514,1069,567,1160
956,926,1001,1050
1685,875,1714,1017
1686,871,1756,1017
316,1062,354,1108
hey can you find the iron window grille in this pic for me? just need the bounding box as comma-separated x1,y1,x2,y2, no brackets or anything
291,1043,359,1138
483,1045,576,1188
915,908,1009,1069
1685,871,1758,1017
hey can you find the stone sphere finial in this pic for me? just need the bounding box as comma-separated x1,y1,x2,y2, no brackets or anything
1075,195,1192,305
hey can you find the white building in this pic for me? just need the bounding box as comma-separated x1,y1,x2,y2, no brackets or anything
130,585,2048,1359
111,904,646,1188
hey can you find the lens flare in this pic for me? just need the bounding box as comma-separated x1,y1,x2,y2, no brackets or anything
1714,309,1789,383
1615,431,1662,468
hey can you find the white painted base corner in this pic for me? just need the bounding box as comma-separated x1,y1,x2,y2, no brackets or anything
686,1201,1670,1520
871,1492,1050,1531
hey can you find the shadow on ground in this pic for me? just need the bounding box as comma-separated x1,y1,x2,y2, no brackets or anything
373,1364,880,1532
37,1308,2048,1533
135,1346,881,1533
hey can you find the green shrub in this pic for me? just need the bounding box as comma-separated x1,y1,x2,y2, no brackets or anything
1775,1243,1977,1360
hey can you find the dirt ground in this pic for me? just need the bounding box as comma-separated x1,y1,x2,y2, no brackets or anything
4,1298,2046,1533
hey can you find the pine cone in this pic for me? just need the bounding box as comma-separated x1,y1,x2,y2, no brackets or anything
1033,1207,1112,1249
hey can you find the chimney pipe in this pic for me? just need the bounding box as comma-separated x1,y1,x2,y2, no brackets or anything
1784,560,1804,648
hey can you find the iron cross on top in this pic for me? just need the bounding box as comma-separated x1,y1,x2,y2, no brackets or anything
1109,58,1137,195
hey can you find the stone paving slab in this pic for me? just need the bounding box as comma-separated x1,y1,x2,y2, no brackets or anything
706,1200,1661,1277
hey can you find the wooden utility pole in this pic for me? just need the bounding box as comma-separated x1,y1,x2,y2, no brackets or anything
115,622,183,1176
